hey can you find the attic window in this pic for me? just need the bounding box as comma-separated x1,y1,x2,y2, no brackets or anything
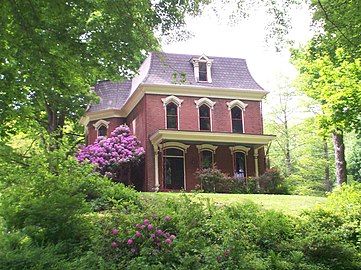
191,55,213,83
199,62,207,81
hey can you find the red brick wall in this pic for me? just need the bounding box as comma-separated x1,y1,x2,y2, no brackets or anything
86,93,265,191
143,94,263,134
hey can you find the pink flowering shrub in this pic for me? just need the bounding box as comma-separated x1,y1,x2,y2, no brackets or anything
76,125,144,183
110,216,176,256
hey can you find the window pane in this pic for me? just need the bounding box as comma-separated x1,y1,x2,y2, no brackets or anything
234,152,246,178
98,125,107,137
167,115,177,129
166,103,177,116
199,62,207,81
201,150,213,168
232,119,243,133
165,148,183,156
199,105,210,117
166,103,178,129
231,107,242,119
200,118,210,130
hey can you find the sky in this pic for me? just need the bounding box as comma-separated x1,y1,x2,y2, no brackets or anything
161,1,314,96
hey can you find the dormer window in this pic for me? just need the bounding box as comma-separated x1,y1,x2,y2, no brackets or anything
191,54,213,83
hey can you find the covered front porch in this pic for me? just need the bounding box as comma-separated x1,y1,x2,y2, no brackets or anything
150,130,275,191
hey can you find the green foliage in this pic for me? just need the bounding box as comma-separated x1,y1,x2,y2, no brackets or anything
348,137,361,181
0,149,140,269
0,0,207,139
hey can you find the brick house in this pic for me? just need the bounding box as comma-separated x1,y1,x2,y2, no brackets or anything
80,52,275,191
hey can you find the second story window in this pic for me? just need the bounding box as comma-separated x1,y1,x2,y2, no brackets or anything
161,95,183,130
199,104,211,131
199,62,207,81
166,102,178,129
231,107,243,133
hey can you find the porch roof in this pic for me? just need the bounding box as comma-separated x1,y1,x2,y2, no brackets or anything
150,129,275,150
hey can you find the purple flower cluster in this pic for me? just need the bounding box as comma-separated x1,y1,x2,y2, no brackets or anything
76,125,145,175
110,216,176,255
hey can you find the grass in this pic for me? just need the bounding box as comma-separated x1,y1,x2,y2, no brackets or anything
142,192,326,216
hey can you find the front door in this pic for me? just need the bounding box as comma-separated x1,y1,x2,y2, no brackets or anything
163,148,184,190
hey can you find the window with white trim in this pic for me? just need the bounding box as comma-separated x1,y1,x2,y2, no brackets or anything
199,104,211,131
166,102,178,129
231,107,243,133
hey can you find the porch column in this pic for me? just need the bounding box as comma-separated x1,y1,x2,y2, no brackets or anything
254,146,264,177
254,149,259,177
153,144,160,192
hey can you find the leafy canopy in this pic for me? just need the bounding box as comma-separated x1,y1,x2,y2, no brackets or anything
0,0,207,139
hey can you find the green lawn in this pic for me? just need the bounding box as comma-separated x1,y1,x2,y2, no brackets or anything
142,192,326,216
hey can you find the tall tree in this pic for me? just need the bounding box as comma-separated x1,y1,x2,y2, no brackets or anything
0,0,206,145
292,0,361,185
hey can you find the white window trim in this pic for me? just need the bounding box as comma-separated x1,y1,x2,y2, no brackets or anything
226,100,248,111
229,106,246,133
93,119,110,129
195,97,216,109
93,119,110,137
162,96,183,130
196,144,218,153
229,146,250,155
159,142,190,153
195,97,215,132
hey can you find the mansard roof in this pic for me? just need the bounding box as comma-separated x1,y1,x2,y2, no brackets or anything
87,52,265,113
143,52,264,90
88,80,131,113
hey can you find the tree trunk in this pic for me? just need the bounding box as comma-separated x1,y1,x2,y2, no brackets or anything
332,131,347,185
323,138,332,191
284,115,292,176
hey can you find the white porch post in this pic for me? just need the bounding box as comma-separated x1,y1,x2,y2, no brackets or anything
153,144,160,192
253,146,265,178
254,149,259,177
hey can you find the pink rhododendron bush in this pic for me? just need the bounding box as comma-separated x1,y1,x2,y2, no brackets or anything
77,125,144,183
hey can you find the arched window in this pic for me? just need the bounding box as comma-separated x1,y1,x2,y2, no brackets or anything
234,152,246,178
199,104,211,131
231,107,243,133
93,119,110,138
201,150,213,168
166,102,178,129
97,125,107,137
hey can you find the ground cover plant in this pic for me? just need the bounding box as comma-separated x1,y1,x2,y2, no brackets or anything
0,151,360,269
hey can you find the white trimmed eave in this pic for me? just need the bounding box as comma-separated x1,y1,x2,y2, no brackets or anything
80,83,269,126
150,129,275,147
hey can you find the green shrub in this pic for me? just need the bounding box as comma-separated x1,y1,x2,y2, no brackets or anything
258,168,289,194
0,149,140,268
